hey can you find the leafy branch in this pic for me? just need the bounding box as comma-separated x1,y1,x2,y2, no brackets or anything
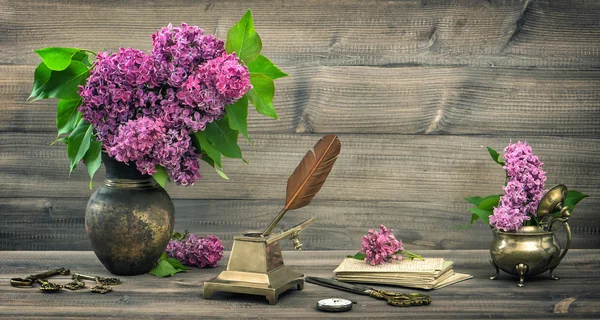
29,47,101,188
200,9,288,178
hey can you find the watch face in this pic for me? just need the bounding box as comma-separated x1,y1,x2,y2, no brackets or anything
316,298,353,312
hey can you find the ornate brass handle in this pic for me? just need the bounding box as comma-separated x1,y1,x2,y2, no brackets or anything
368,289,432,307
548,207,572,271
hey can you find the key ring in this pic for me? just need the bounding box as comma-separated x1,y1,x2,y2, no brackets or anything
10,278,35,287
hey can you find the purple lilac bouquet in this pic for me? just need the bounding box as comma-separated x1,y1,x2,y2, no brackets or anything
166,234,224,268
465,141,587,232
351,225,423,266
29,10,286,188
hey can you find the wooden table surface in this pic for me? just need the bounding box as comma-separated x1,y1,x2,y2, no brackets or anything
1,250,599,319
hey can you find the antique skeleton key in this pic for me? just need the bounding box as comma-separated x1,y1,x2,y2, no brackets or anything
71,273,121,294
72,273,121,285
63,277,86,291
36,278,64,293
10,268,70,288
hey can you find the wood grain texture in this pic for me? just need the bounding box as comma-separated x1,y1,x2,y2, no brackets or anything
1,133,598,201
0,250,599,319
2,0,600,69
2,198,599,251
3,65,600,135
1,0,600,252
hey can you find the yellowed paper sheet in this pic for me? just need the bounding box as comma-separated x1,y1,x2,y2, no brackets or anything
333,258,445,274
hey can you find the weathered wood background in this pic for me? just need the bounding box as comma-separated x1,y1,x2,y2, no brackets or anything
1,0,599,251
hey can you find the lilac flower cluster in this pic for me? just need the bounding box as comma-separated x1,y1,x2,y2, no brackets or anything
360,225,404,266
78,23,252,185
151,23,225,88
78,48,158,143
166,234,223,268
490,141,548,232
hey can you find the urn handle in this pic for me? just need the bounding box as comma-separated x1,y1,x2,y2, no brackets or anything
537,185,573,270
547,207,572,270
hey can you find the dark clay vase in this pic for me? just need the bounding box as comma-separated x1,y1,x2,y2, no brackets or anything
85,152,175,275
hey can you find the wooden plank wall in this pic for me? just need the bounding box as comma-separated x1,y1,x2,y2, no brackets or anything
1,0,599,251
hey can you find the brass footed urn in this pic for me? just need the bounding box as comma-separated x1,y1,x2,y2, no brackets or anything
489,185,572,287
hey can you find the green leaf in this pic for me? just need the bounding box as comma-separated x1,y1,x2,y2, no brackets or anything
486,146,505,166
478,195,501,211
83,138,102,189
199,151,230,180
71,51,91,66
225,96,249,141
204,117,243,159
148,259,180,277
67,120,93,173
148,253,188,277
457,213,480,229
153,165,169,188
469,207,493,225
55,137,68,145
214,166,230,180
34,47,80,71
191,134,230,178
171,232,183,240
402,250,425,261
171,231,188,241
29,62,52,101
347,252,365,260
465,196,484,207
565,190,588,213
460,195,492,228
165,257,190,271
226,9,262,62
56,98,82,137
247,74,277,119
195,131,223,168
31,60,90,101
245,55,288,80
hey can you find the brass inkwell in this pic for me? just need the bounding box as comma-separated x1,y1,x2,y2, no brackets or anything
204,135,341,304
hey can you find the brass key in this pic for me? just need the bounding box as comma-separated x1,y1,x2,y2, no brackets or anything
72,273,121,294
63,277,86,291
90,283,113,294
72,273,121,286
11,268,70,287
36,279,63,293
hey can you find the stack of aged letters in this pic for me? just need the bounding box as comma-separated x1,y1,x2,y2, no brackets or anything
333,257,472,290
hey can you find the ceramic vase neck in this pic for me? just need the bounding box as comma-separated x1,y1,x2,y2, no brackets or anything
101,152,158,189
102,152,150,180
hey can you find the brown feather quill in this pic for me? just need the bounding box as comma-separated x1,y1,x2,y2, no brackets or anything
263,135,341,236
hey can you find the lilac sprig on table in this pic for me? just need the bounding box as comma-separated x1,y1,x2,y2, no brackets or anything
28,10,287,188
349,225,423,266
149,231,224,277
464,141,588,231
166,233,224,268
